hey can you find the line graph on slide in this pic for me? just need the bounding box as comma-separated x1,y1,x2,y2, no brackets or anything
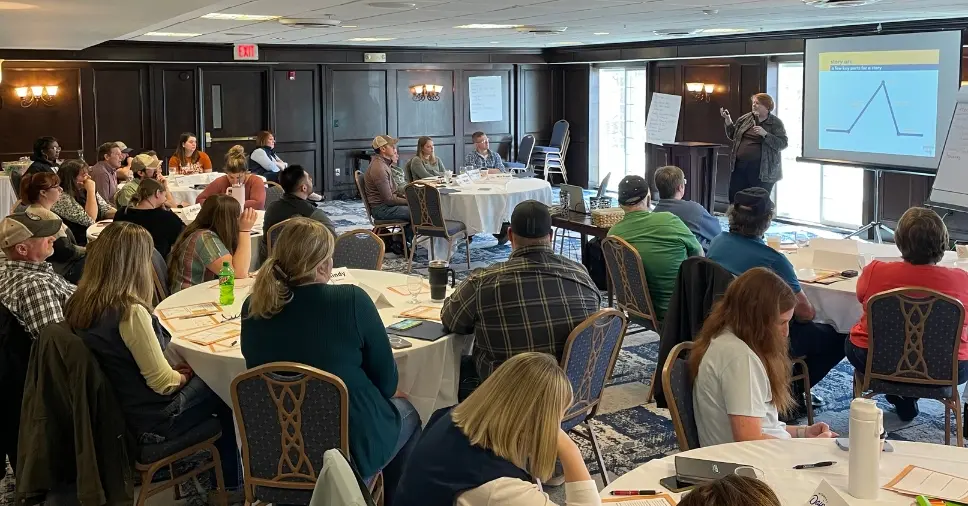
825,81,923,137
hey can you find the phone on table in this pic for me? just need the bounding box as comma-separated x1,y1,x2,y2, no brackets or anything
835,437,893,452
388,319,423,331
388,336,412,350
659,475,697,493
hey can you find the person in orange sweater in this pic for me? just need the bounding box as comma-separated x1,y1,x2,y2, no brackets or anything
168,132,213,174
195,145,266,210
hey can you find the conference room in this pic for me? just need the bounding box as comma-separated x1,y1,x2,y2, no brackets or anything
3,1,968,505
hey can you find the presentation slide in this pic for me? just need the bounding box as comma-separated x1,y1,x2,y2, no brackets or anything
803,31,962,172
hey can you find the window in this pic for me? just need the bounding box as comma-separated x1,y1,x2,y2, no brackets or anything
591,67,647,190
774,62,864,228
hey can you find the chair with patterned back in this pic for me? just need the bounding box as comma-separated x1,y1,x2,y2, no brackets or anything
601,236,660,333
661,341,700,451
559,308,627,485
854,288,965,446
354,170,408,260
231,362,382,506
265,181,285,208
403,182,471,272
266,218,293,257
333,229,386,270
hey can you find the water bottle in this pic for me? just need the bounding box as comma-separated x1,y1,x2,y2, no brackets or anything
847,398,883,499
218,261,235,306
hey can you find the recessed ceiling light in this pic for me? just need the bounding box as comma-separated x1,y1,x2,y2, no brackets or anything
224,33,253,36
700,28,748,34
0,2,37,9
593,32,609,35
270,37,284,40
347,37,396,41
368,2,416,7
489,41,500,44
455,24,522,29
342,25,358,28
202,13,280,21
550,41,583,45
144,32,201,37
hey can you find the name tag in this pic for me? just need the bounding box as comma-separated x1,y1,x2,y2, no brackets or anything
455,174,472,186
466,169,482,182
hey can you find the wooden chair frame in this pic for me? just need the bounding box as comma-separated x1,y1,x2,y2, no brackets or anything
559,308,628,485
135,435,227,506
265,217,293,257
661,341,696,451
853,287,965,446
403,182,471,273
334,228,386,270
355,170,408,260
791,357,815,425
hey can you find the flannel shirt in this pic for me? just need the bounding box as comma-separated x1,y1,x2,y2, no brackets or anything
441,244,602,379
462,149,506,172
0,259,76,338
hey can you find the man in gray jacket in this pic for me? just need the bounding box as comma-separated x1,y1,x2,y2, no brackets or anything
652,165,722,251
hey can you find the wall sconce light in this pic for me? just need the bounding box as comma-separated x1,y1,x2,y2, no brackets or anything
15,85,58,107
410,84,442,102
685,82,715,102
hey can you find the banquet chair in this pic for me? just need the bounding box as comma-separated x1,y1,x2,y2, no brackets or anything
504,134,535,173
231,362,383,506
853,288,965,446
559,308,628,485
354,170,408,260
403,182,471,273
601,236,661,401
150,249,170,305
790,357,816,425
264,181,284,208
661,341,700,451
531,120,570,184
333,229,385,270
266,218,293,256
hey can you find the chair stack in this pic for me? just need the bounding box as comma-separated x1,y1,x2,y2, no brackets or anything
531,120,571,184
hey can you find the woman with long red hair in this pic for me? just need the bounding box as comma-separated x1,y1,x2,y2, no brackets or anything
689,267,837,446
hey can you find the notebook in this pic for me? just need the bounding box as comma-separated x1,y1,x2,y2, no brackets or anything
386,320,449,342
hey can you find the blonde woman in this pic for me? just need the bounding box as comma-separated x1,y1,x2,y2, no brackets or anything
406,136,447,180
241,217,419,505
393,352,600,506
66,221,241,491
196,145,267,210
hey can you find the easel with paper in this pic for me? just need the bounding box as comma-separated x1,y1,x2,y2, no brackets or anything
928,86,968,213
646,93,682,146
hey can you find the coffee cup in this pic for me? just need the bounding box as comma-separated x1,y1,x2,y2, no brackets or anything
428,260,456,301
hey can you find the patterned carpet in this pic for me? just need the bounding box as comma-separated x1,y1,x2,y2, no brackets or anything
2,193,963,505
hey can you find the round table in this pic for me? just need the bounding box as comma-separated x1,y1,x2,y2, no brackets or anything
0,173,20,220
165,173,220,206
155,269,466,424
439,177,553,236
602,439,968,505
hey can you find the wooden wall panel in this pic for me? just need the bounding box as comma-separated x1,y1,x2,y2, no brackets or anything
158,68,198,157
561,65,590,187
0,66,84,161
395,70,455,139
273,69,316,143
93,67,149,150
332,70,388,142
520,67,556,147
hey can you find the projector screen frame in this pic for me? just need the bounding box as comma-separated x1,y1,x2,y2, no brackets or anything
800,30,964,174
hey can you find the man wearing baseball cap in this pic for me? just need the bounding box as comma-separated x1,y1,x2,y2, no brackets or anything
0,212,76,339
707,187,845,410
442,200,601,386
114,153,174,208
608,174,703,322
363,135,411,251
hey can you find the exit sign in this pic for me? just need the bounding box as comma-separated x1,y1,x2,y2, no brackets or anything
234,43,259,61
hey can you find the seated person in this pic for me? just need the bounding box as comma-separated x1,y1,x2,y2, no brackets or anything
196,145,266,210
678,475,781,506
406,136,447,180
442,200,602,382
0,212,76,338
51,160,116,247
168,132,213,174
248,130,287,182
652,165,722,250
19,172,86,283
608,175,703,322
364,135,412,247
25,136,60,175
67,221,241,492
90,142,125,204
241,217,419,504
707,188,845,405
691,268,837,446
463,131,506,173
167,195,256,293
113,178,186,258
262,165,336,258
115,153,175,208
848,207,968,421
394,352,599,506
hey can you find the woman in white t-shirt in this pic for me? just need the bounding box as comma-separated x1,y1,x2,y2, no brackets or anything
689,267,838,447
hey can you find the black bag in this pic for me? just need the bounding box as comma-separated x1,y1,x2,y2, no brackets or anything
582,238,609,291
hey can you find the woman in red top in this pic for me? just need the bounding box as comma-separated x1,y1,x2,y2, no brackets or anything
847,207,968,422
168,132,213,174
196,145,266,210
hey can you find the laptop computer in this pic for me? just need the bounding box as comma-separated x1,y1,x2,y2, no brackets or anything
560,184,587,214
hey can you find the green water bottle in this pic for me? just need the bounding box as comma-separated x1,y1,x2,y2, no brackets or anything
218,261,235,306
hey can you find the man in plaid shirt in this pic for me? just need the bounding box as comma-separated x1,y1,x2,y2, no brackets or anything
0,212,76,338
462,131,507,172
442,200,602,382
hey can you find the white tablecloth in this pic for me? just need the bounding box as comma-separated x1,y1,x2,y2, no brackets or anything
439,177,553,235
155,269,466,424
0,174,18,220
602,439,968,505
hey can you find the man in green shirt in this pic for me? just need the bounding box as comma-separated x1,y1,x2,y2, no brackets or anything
608,175,703,322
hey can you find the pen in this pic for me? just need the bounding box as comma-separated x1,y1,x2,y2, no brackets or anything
794,461,836,470
609,490,657,496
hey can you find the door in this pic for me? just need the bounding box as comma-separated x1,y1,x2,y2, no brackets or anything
201,69,268,169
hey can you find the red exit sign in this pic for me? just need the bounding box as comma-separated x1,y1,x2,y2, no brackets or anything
234,43,259,61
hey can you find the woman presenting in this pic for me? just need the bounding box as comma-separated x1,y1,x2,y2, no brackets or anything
721,93,788,203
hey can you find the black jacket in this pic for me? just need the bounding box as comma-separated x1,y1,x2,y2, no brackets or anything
16,323,134,506
25,156,57,176
0,303,31,480
654,257,734,408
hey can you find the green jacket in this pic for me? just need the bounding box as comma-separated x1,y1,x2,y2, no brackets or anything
16,323,135,506
725,112,789,184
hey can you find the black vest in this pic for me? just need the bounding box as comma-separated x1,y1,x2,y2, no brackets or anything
75,307,175,436
248,146,274,175
394,408,532,506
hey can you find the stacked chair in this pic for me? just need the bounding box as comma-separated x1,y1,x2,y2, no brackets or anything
531,120,571,184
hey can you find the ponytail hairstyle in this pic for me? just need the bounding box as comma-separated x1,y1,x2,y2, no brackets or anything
224,145,248,174
130,178,166,207
247,217,334,319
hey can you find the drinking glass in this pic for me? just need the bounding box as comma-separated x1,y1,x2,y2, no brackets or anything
406,274,423,304
796,231,810,249
734,465,766,480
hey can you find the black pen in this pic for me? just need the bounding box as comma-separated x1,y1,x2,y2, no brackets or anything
794,461,836,470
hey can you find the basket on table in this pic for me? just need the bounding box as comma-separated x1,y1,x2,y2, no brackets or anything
591,207,624,228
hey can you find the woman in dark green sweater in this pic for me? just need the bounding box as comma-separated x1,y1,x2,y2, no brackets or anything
240,217,420,504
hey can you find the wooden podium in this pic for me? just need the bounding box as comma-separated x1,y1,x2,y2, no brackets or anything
650,142,723,213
